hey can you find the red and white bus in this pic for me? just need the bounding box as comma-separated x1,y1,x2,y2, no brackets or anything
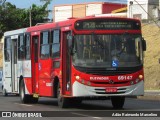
3,16,146,108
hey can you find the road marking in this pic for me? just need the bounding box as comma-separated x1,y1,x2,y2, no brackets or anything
71,112,102,119
92,117,102,119
14,103,33,107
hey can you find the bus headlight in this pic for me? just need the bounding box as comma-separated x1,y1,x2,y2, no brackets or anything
139,75,143,79
75,76,80,80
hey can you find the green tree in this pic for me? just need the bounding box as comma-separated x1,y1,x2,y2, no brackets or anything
29,1,51,26
0,0,51,39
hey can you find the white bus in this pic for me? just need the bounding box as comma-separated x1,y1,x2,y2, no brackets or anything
0,70,3,93
3,28,27,96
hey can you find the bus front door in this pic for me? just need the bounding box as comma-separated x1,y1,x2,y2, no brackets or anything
62,30,72,96
31,35,39,95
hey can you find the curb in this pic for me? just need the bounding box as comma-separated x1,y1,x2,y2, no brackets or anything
137,90,160,101
137,95,160,101
129,90,160,101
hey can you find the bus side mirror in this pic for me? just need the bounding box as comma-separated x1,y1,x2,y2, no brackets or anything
142,38,146,51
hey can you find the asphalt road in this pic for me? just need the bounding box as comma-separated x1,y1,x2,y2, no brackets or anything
0,93,160,120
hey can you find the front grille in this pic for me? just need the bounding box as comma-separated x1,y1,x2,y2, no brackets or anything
96,92,125,94
94,88,127,94
91,81,129,85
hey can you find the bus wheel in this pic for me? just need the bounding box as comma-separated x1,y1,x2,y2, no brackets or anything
3,89,8,96
57,83,69,108
20,81,30,103
70,98,82,107
30,97,39,103
111,96,125,109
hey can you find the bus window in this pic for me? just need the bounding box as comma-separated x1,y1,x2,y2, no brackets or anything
25,34,31,60
4,38,11,61
40,31,50,59
51,30,60,59
18,35,25,60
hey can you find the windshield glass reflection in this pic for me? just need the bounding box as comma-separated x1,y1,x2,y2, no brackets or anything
73,34,143,68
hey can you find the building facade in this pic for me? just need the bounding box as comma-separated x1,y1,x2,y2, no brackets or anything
53,2,126,22
127,0,160,20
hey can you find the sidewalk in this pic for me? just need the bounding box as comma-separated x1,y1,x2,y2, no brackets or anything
137,90,160,101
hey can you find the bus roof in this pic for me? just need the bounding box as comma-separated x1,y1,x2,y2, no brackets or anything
27,16,140,32
26,18,77,32
3,16,140,35
4,28,27,37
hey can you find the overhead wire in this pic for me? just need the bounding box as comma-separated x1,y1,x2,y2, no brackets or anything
133,0,160,29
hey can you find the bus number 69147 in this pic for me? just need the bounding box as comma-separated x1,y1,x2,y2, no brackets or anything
118,76,133,80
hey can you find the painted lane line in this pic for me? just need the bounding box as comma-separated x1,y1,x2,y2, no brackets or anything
71,112,102,119
14,103,33,107
71,112,91,117
93,117,102,119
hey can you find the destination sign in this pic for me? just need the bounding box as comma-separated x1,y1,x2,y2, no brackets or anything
75,19,141,30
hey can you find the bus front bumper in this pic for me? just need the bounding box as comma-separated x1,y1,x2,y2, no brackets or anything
72,80,144,97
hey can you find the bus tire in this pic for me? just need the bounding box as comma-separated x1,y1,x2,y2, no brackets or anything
111,96,125,109
57,83,69,108
19,80,30,103
71,98,82,105
30,96,39,103
3,88,8,96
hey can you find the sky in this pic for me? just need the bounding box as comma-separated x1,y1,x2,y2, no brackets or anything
6,0,127,9
5,0,127,19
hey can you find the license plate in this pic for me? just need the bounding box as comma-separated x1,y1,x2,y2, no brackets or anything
106,88,117,93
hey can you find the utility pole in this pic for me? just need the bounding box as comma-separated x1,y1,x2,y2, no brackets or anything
159,0,160,10
29,6,32,27
129,1,133,18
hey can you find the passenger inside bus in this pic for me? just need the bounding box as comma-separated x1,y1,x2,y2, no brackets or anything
111,35,139,63
111,36,129,62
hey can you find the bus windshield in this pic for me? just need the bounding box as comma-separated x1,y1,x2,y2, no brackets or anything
72,34,143,68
